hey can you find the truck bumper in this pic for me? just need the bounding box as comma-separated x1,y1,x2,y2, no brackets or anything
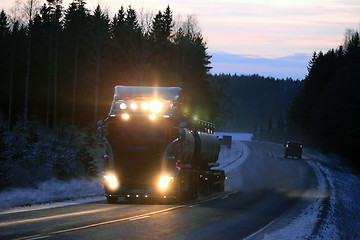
104,185,177,199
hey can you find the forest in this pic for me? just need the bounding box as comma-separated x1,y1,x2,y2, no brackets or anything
0,0,216,189
210,74,302,137
288,29,360,167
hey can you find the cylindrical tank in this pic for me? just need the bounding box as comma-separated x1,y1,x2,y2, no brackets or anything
193,131,220,164
179,128,195,163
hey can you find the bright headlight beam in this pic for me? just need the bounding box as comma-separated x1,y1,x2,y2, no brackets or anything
104,173,119,191
150,100,162,113
159,175,171,190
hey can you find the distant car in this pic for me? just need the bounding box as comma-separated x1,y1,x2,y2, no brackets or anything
284,141,303,159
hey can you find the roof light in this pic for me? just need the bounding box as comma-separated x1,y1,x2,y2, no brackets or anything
120,103,127,110
131,103,138,110
150,100,162,113
142,102,149,110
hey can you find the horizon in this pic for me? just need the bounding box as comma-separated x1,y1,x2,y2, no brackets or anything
1,0,359,79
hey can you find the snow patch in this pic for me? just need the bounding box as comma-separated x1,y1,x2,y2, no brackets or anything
216,132,253,141
0,178,104,212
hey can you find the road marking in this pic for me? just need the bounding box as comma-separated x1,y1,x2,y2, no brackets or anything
0,207,114,227
25,236,49,240
221,196,229,199
130,216,150,221
243,219,277,240
189,204,200,207
17,191,236,240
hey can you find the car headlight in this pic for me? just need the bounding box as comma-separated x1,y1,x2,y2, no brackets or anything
103,172,119,191
159,175,171,190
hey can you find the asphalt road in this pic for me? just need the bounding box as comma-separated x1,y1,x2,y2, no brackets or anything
0,141,317,240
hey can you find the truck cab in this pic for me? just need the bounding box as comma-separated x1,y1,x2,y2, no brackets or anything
98,86,224,203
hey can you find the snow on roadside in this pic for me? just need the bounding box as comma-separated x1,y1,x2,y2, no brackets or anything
0,178,104,212
262,149,360,240
305,151,360,240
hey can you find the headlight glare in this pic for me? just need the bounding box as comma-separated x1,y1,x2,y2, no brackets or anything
159,175,171,190
104,172,119,191
122,113,130,120
131,103,138,110
150,100,162,113
142,102,149,110
120,103,127,110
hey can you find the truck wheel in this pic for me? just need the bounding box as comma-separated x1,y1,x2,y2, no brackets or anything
176,181,184,203
191,182,199,200
205,179,212,195
106,196,118,204
220,171,225,192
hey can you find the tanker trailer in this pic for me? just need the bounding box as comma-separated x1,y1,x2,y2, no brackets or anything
97,86,225,203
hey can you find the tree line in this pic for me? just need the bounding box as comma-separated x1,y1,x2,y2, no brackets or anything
210,74,303,141
0,0,214,130
288,29,360,166
0,0,215,189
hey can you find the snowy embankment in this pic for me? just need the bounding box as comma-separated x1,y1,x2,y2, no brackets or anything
0,132,251,212
262,149,360,240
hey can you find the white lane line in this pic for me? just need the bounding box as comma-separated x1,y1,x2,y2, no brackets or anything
243,219,277,240
221,196,229,199
25,236,49,240
189,204,200,208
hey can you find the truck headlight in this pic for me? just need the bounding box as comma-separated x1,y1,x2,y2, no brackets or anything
103,172,119,191
159,175,171,190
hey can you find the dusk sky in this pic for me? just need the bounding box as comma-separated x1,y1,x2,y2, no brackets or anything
2,0,360,79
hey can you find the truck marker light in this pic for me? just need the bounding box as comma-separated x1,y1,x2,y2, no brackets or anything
122,113,130,120
120,103,127,110
131,103,138,110
149,114,156,120
159,175,171,190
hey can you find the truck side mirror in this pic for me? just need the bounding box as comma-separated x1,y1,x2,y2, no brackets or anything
97,120,105,139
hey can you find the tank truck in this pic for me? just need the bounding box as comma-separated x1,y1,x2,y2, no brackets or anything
97,86,225,203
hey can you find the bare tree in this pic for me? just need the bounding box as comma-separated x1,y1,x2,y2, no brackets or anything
15,0,41,128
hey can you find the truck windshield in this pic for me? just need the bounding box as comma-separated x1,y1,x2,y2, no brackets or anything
107,117,170,143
